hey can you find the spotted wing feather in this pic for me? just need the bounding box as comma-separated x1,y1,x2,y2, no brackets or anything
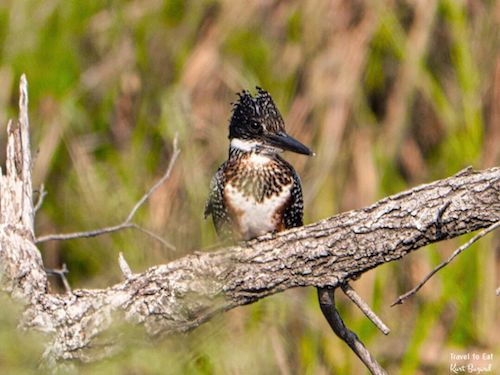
204,164,232,238
283,170,304,229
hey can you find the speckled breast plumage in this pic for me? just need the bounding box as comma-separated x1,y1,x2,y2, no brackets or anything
205,149,304,241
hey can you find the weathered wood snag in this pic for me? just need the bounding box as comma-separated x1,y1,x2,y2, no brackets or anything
0,76,499,366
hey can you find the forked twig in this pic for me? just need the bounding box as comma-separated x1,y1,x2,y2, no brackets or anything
35,135,180,250
392,221,500,306
341,283,390,335
45,263,71,293
318,288,387,375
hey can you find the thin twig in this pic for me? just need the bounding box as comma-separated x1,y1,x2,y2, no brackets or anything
392,221,500,306
118,252,133,279
35,135,180,250
317,288,387,375
37,223,132,242
45,263,71,293
128,223,175,250
126,136,179,223
341,283,390,335
34,184,47,213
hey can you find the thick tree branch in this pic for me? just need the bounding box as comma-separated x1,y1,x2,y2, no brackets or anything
18,165,500,363
0,76,499,364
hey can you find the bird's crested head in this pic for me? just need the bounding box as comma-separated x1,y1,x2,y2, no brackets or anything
228,87,313,156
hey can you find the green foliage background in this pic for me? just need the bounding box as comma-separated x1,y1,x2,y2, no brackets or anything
0,0,498,374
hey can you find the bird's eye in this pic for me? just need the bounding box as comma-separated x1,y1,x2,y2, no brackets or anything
250,121,260,131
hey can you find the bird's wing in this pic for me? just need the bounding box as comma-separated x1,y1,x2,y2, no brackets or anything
283,170,304,229
204,165,224,218
204,164,232,237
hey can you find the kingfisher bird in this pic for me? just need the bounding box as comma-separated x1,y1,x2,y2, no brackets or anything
205,88,313,241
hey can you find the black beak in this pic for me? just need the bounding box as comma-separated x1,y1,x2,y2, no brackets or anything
265,132,313,155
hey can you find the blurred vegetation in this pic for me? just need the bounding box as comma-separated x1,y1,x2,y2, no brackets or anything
0,0,499,374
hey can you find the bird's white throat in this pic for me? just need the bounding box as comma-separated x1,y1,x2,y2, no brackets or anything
230,138,283,157
230,138,261,152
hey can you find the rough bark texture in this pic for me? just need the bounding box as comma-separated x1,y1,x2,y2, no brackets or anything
0,77,499,363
